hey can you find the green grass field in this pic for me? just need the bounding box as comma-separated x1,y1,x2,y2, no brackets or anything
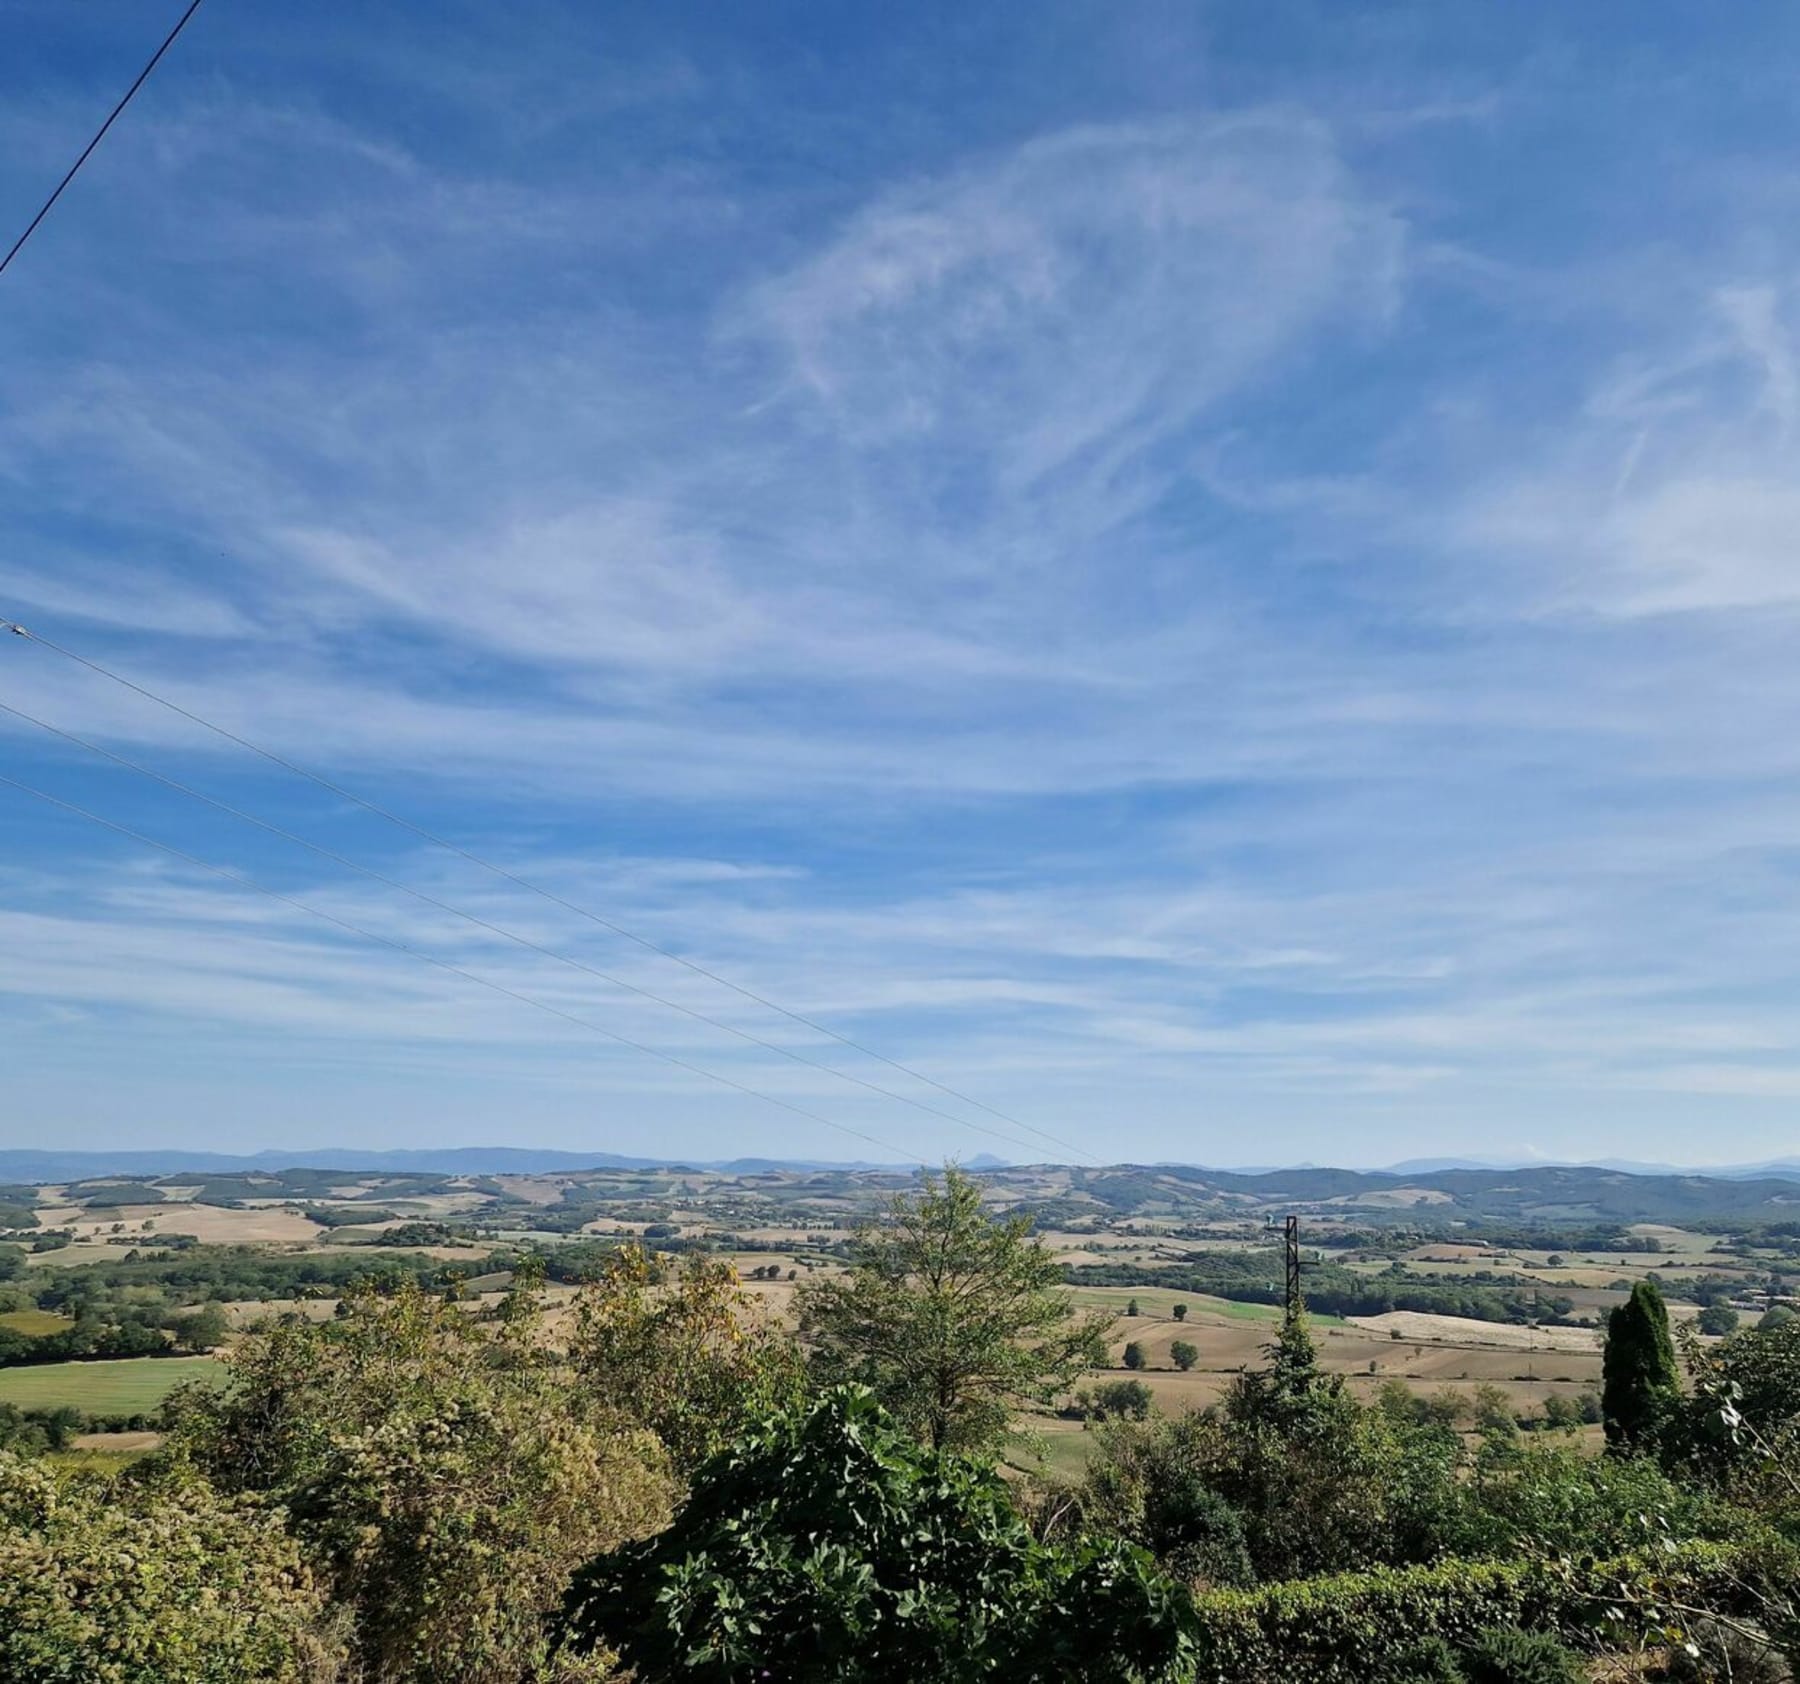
0,1308,74,1336
0,1355,223,1413
1066,1286,1344,1326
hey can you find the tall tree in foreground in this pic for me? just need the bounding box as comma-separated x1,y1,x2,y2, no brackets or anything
797,1166,1109,1454
1602,1279,1678,1452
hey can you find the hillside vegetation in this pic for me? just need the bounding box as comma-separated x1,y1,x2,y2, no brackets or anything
2,1166,1799,1681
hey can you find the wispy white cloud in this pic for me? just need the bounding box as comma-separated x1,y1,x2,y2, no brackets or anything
6,6,1800,1163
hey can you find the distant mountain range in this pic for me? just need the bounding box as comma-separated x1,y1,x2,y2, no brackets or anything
4,1149,1799,1228
1379,1155,1800,1180
0,1147,1011,1182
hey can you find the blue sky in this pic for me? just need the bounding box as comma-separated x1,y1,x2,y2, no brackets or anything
4,1,1800,1168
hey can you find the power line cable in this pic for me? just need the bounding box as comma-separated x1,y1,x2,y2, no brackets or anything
1,0,205,279
0,768,929,1168
1,618,1088,1162
0,693,1065,1162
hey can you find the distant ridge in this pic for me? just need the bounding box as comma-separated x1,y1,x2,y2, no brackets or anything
0,1147,1012,1182
1380,1154,1800,1180
4,1144,1798,1185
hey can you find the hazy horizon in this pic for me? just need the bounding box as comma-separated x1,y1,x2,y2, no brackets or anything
6,3,1800,1167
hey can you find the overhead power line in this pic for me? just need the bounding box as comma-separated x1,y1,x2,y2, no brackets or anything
1,0,205,279
0,768,928,1169
1,618,1090,1164
0,693,1065,1163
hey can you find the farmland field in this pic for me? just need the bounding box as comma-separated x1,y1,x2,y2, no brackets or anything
0,1308,73,1336
0,1355,223,1413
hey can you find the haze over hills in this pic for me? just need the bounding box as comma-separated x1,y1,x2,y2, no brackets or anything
0,1147,1014,1181
10,1148,1800,1226
7,1145,1797,1184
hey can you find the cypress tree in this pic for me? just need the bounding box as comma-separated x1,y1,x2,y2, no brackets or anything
1601,1279,1678,1451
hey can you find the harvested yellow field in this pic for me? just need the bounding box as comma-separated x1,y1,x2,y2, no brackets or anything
100,1203,322,1245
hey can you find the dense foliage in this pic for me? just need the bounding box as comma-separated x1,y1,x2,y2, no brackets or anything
560,1385,1196,1683
567,1245,806,1474
0,1452,338,1683
1602,1279,1679,1450
172,1281,674,1684
799,1167,1108,1452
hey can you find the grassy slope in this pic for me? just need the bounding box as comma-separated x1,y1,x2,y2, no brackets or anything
0,1354,222,1412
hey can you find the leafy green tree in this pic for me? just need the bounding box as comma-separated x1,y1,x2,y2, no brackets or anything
797,1167,1108,1454
1086,1379,1154,1421
1602,1280,1678,1451
559,1387,1196,1683
1541,1393,1581,1430
1123,1340,1147,1370
1172,1303,1188,1322
0,1452,338,1683
1697,1302,1740,1337
568,1244,807,1474
172,1280,673,1684
168,1300,229,1352
1666,1311,1800,1498
1170,1340,1198,1372
1470,1383,1516,1438
1127,1298,1141,1317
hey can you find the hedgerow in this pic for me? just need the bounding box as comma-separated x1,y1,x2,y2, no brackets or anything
1187,1541,1750,1684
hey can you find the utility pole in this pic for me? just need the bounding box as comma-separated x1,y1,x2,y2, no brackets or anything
1284,1215,1303,1319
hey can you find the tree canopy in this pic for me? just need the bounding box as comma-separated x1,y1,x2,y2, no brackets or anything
797,1167,1108,1452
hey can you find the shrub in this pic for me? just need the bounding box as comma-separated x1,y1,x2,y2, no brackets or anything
1382,1634,1466,1683
1460,1626,1582,1684
173,1280,673,1684
1186,1541,1748,1684
560,1386,1196,1683
0,1452,339,1682
1078,1413,1255,1589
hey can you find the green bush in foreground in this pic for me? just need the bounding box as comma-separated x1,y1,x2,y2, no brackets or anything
560,1385,1196,1683
0,1451,338,1684
1382,1634,1465,1683
1187,1540,1750,1684
1460,1626,1582,1684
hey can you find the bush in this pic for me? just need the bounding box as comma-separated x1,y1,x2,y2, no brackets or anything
174,1281,673,1684
1460,1626,1582,1684
1187,1541,1748,1684
560,1387,1197,1683
0,1452,339,1682
1382,1635,1465,1683
1078,1413,1255,1590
